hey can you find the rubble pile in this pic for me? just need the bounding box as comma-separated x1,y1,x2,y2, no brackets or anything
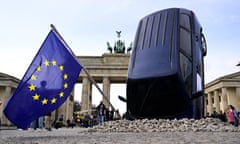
87,118,240,133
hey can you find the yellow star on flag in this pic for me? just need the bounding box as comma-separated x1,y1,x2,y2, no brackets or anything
64,83,68,89
31,74,37,80
63,74,68,80
59,65,64,71
59,92,64,98
32,94,40,101
28,84,36,91
52,60,57,66
41,98,48,105
51,98,57,104
44,60,49,67
37,66,42,71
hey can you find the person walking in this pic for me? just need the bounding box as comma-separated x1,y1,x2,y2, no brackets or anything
97,101,106,125
226,105,235,126
38,116,44,129
45,112,52,131
231,105,239,127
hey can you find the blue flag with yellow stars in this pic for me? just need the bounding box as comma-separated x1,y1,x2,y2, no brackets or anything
4,30,82,129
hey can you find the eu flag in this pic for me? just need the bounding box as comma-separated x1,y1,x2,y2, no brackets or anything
4,30,82,129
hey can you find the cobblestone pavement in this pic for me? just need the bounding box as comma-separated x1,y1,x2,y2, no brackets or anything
1,128,240,144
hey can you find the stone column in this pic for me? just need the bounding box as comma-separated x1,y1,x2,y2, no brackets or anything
88,84,92,113
207,93,213,115
221,88,228,112
2,86,11,125
64,93,74,121
56,90,74,122
214,90,220,113
102,77,110,108
66,94,72,120
81,77,91,113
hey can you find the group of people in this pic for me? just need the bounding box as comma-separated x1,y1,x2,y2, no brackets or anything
29,102,240,129
30,113,62,131
30,114,51,130
30,101,117,130
206,105,239,127
97,102,240,128
96,101,115,125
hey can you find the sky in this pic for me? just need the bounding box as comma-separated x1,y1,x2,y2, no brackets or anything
0,0,240,115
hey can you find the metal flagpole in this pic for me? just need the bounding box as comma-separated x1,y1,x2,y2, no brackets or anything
50,24,121,118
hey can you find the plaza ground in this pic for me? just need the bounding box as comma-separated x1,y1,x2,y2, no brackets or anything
0,127,240,144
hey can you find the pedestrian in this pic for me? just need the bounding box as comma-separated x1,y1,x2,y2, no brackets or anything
105,107,110,121
30,119,37,130
45,112,52,131
226,105,235,126
109,108,114,121
231,105,239,127
97,101,106,125
38,116,44,129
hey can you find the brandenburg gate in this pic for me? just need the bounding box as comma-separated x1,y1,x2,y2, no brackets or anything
77,53,130,113
76,31,132,113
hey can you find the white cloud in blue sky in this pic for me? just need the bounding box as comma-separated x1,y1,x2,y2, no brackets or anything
0,0,240,114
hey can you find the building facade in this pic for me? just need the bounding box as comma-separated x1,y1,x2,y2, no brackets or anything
0,72,19,125
205,71,240,115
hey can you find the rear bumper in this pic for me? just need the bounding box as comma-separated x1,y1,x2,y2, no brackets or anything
127,74,189,119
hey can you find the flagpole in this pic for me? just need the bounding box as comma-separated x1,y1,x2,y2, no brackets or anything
50,24,121,118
